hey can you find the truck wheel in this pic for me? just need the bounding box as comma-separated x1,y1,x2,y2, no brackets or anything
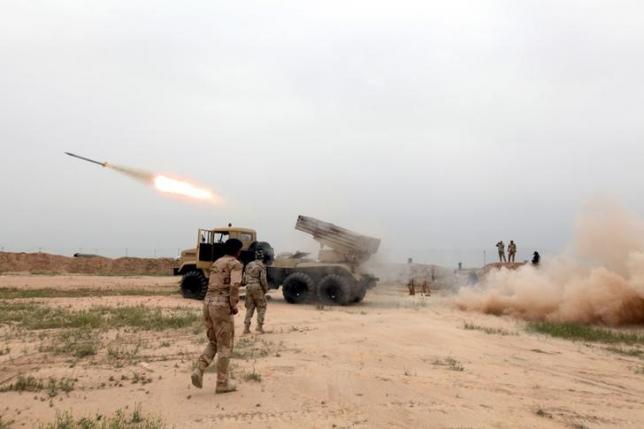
181,271,208,300
318,274,352,306
282,272,315,304
352,284,367,303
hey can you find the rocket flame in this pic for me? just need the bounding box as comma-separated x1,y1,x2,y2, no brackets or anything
153,175,219,202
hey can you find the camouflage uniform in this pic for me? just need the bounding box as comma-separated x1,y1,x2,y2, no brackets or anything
419,278,430,295
407,264,417,295
421,267,435,296
508,241,517,263
496,241,506,263
243,260,268,333
192,255,242,393
407,280,416,295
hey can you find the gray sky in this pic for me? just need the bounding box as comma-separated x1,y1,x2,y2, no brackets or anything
1,1,643,266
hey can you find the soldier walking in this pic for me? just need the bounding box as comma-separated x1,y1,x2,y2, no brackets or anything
496,241,506,263
191,239,243,394
243,250,269,334
508,240,517,263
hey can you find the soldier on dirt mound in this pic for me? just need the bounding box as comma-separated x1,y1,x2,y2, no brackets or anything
496,241,506,263
191,238,243,394
508,240,517,263
243,249,269,334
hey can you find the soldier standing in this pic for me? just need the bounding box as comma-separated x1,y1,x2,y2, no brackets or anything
508,240,517,263
243,250,268,334
407,277,416,295
422,266,435,296
407,258,416,295
191,239,243,394
496,241,506,263
420,277,430,296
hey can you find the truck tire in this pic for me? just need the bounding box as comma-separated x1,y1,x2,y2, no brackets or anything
352,283,367,303
317,274,352,306
282,272,315,304
181,270,208,300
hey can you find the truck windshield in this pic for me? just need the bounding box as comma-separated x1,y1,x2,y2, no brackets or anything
214,232,229,243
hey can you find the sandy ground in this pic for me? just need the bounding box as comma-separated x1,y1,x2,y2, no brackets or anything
1,275,643,428
0,274,177,291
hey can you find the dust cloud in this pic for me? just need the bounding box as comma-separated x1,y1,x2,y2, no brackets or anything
455,199,644,326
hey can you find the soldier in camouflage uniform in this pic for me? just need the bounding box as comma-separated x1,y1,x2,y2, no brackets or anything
407,259,416,295
191,239,243,394
496,241,506,263
243,250,268,334
421,267,435,296
508,240,517,263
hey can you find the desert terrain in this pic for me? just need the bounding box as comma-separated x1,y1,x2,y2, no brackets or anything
1,271,643,429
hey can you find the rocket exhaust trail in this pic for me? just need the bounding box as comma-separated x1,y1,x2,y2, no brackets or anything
64,152,221,204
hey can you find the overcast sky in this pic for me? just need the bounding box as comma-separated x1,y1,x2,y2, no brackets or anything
1,1,643,266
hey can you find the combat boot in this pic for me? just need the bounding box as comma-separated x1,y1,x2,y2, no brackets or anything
243,324,251,334
255,324,264,334
191,368,203,389
215,381,237,394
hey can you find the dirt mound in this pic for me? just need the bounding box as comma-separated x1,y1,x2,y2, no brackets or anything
0,252,175,276
481,262,527,273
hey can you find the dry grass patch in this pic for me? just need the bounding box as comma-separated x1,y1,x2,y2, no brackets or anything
463,322,516,336
0,415,14,429
433,357,464,372
528,322,644,345
107,336,143,365
0,375,75,397
0,302,199,331
233,337,273,360
241,367,262,383
605,346,644,359
44,406,166,429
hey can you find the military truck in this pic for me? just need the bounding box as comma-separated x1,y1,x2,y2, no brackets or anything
174,216,380,305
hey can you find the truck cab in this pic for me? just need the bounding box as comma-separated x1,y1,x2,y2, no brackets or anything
175,226,273,299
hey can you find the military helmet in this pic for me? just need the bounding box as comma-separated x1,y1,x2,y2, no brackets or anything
255,249,265,261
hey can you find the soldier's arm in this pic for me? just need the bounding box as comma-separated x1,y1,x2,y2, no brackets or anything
260,266,268,293
229,262,243,311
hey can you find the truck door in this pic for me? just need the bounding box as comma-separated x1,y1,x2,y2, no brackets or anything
196,229,215,262
196,229,230,263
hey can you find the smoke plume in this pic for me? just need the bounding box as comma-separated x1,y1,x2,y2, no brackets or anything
105,163,154,183
454,199,644,326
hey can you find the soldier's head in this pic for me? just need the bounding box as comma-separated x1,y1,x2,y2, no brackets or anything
224,238,243,258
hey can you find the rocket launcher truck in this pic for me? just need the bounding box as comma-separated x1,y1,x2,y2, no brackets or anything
174,216,380,305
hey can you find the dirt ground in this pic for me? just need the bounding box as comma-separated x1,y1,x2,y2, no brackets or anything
1,274,643,428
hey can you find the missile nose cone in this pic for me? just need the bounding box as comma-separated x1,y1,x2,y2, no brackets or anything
64,152,107,167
